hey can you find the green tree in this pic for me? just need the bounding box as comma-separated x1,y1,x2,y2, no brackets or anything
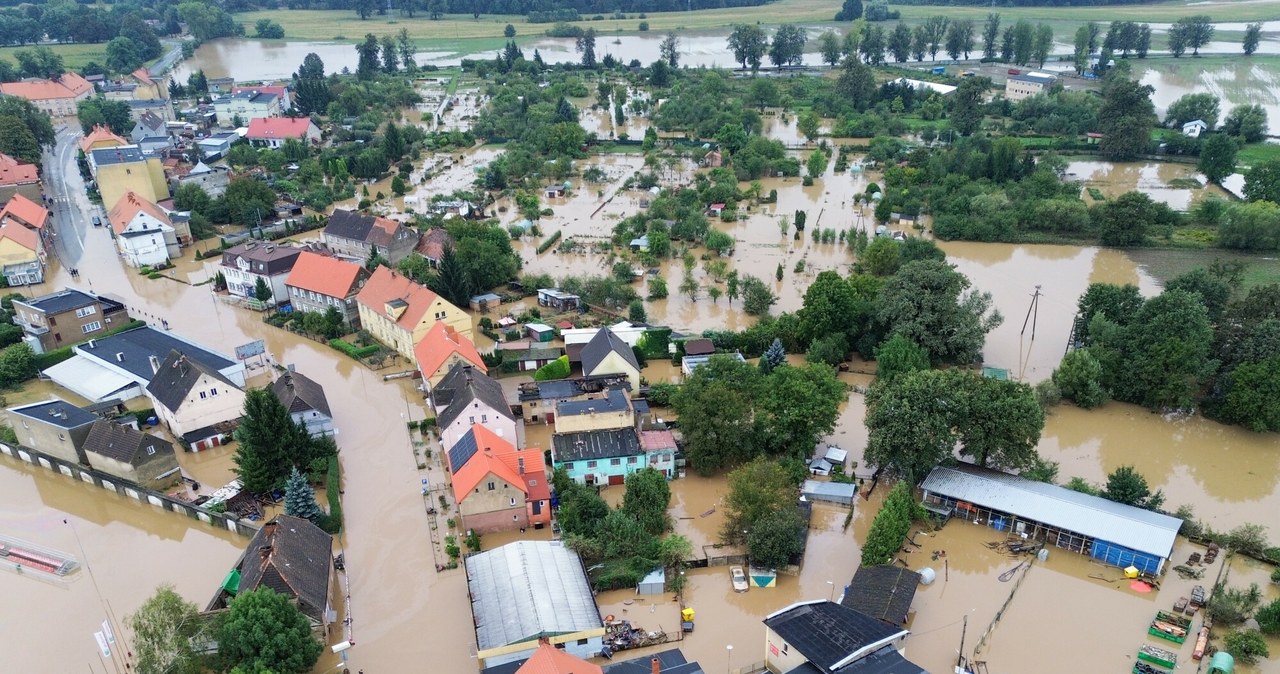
1173,15,1214,56
356,33,380,79
254,19,285,39
105,36,143,74
576,28,597,68
647,276,668,299
0,115,40,165
806,333,848,366
727,24,768,73
861,236,901,276
427,245,474,307
1165,267,1233,323
747,507,805,569
0,96,55,147
818,31,842,67
621,467,671,536
219,177,278,226
1102,465,1164,510
861,482,915,566
0,343,36,387
1164,92,1220,130
950,76,989,136
741,275,776,316
252,276,272,303
674,356,761,474
1244,23,1262,55
797,271,859,345
1097,75,1157,160
504,24,516,38
283,466,324,523
216,588,323,674
1244,161,1280,204
1223,104,1269,143
1096,191,1168,247
864,369,966,483
1198,133,1237,185
628,299,647,323
1115,289,1214,410
877,260,1002,364
955,377,1044,471
756,363,845,456
835,0,863,21
660,32,680,68
769,24,808,68
873,334,929,383
129,585,206,674
1052,348,1108,408
1224,630,1270,666
723,457,801,543
77,97,133,136
1256,598,1280,635
1217,355,1280,432
981,13,1001,60
233,389,319,494
798,112,820,144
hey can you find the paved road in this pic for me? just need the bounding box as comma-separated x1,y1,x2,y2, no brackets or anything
40,125,97,267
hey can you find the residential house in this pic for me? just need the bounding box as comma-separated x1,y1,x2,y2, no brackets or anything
212,90,282,126
415,227,454,266
431,364,518,450
284,251,369,330
447,424,550,533
175,161,230,198
126,98,174,123
43,325,245,404
639,430,677,479
207,76,235,94
323,209,420,264
145,349,246,449
354,266,471,360
581,327,642,390
130,111,167,143
507,346,563,373
703,149,722,167
481,646,705,674
219,241,303,306
136,135,172,156
12,288,127,353
515,374,631,424
0,216,44,286
841,566,921,628
206,516,336,638
537,288,580,311
0,72,94,116
128,68,166,100
231,85,292,111
466,541,604,667
706,202,725,217
1182,119,1209,138
563,322,646,366
91,146,169,209
245,117,321,148
78,125,128,155
271,369,334,437
81,419,180,490
0,193,52,251
196,132,240,160
763,600,927,674
414,321,487,390
0,152,41,205
553,388,634,434
470,292,502,312
551,427,650,486
5,398,98,465
107,191,179,267
1004,72,1057,102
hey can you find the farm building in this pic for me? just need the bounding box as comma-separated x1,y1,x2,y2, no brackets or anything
919,464,1182,574
801,480,855,506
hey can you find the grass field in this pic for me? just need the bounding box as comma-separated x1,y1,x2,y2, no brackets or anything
0,42,110,70
1129,247,1280,289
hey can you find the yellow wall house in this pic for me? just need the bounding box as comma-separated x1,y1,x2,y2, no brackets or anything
355,266,472,360
552,388,633,434
79,125,129,155
144,349,246,449
89,145,168,209
0,218,44,285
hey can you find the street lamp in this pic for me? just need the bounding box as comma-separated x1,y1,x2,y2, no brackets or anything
726,644,734,674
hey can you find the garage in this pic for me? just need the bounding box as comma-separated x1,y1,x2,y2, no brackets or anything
608,474,625,486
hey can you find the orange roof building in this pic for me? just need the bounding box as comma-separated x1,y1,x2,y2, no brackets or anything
284,251,369,331
515,642,604,674
448,424,550,533
0,217,44,285
354,266,472,360
0,153,39,192
0,193,49,231
0,72,94,117
245,117,320,148
107,191,179,268
414,321,486,388
79,124,130,154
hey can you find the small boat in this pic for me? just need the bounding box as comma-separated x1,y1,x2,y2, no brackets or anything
730,566,749,593
1192,626,1210,660
1173,597,1188,613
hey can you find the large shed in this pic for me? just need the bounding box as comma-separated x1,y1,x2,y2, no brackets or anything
920,464,1181,574
465,540,605,667
802,480,856,506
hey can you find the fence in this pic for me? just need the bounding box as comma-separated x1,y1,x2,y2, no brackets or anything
972,561,1034,658
0,442,259,537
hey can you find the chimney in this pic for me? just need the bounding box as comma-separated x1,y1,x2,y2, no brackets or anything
115,352,125,362
257,545,272,560
149,354,160,375
652,657,661,674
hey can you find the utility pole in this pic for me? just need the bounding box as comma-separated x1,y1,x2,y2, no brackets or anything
1020,285,1042,340
956,614,968,670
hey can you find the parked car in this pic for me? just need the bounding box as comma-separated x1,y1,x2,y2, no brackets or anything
731,566,749,593
92,215,102,227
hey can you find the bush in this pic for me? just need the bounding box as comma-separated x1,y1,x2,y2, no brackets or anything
328,339,380,359
861,482,915,566
1227,523,1271,558
647,382,679,406
533,355,571,381
1223,630,1269,665
537,230,562,254
321,455,342,534
1207,582,1262,625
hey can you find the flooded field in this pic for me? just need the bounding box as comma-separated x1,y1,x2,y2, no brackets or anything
1069,160,1230,211
1137,59,1280,135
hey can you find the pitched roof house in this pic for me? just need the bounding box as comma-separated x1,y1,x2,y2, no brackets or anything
415,320,487,390
415,227,454,266
354,266,471,360
763,600,926,674
81,419,180,490
79,125,129,154
271,370,333,438
130,111,167,143
0,215,43,286
581,328,642,390
219,241,303,306
107,191,178,267
841,566,921,628
284,251,369,331
431,364,517,451
145,349,246,449
0,72,94,116
206,515,335,637
245,117,321,148
447,424,550,533
0,194,49,241
0,152,40,205
322,209,419,264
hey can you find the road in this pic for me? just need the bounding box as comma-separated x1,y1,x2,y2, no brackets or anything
40,125,97,267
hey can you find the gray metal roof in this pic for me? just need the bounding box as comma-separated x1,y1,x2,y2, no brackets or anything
91,146,145,166
802,480,857,500
920,464,1181,559
465,540,601,650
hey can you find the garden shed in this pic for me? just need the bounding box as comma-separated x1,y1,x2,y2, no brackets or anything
801,480,856,506
637,567,665,595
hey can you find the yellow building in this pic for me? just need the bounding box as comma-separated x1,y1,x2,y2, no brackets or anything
552,388,633,434
354,266,472,360
79,125,129,155
89,145,168,210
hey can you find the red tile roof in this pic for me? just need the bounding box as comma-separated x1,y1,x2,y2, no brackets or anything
415,320,486,379
233,85,288,98
415,227,453,261
130,67,156,86
0,72,92,101
0,153,38,187
79,125,128,153
451,424,548,507
355,266,445,331
246,117,315,141
108,191,171,236
0,194,48,230
0,220,39,253
285,251,368,299
515,642,602,674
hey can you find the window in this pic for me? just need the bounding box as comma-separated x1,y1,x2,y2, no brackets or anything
529,479,538,486
487,482,495,491
81,321,102,334
587,461,597,468
75,306,96,318
199,391,207,399
563,462,573,470
469,416,476,424
481,414,487,423
434,310,447,320
610,458,621,466
627,457,638,464
509,497,517,506
58,433,65,441
577,639,588,646
146,445,156,455
210,388,218,396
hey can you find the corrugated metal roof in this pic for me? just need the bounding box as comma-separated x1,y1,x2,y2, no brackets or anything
802,480,857,500
466,541,602,650
920,465,1181,559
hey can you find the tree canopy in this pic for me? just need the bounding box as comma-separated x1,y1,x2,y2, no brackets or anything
216,588,323,674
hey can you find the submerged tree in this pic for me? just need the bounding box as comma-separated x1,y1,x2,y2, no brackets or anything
130,585,206,674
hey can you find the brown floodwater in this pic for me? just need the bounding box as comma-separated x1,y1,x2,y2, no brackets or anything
1067,160,1232,211
1137,60,1280,136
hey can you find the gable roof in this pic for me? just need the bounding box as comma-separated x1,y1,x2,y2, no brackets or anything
135,111,165,132
764,601,908,672
271,370,331,417
284,251,368,299
556,388,630,418
448,424,543,502
232,515,332,621
682,338,715,356
465,541,602,650
433,364,513,429
841,566,920,627
219,241,303,276
603,650,704,674
246,117,315,141
108,191,171,236
581,328,640,374
0,194,49,229
416,227,454,260
14,288,99,316
516,374,632,402
8,398,98,429
0,152,38,186
551,427,643,462
144,349,240,412
516,642,604,674
0,219,39,253
0,72,92,101
366,215,417,249
355,266,449,332
232,85,288,98
416,321,486,379
82,419,174,464
323,209,376,242
78,326,234,381
919,463,1182,559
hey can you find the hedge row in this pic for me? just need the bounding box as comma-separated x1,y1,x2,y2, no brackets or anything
328,339,380,359
536,230,562,254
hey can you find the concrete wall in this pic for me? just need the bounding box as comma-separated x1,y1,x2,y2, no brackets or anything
287,286,360,329
459,474,530,533
423,353,481,389
85,447,180,491
11,415,91,465
586,352,639,391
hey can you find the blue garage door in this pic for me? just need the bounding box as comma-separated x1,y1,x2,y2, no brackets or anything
1091,539,1162,575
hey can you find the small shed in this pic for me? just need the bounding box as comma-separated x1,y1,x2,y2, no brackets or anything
526,323,555,342
1208,652,1233,674
512,346,564,372
824,446,848,467
802,480,856,506
683,338,715,357
545,185,566,198
637,567,665,595
1182,119,1208,138
629,235,649,252
470,292,502,311
707,202,726,217
809,457,833,476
